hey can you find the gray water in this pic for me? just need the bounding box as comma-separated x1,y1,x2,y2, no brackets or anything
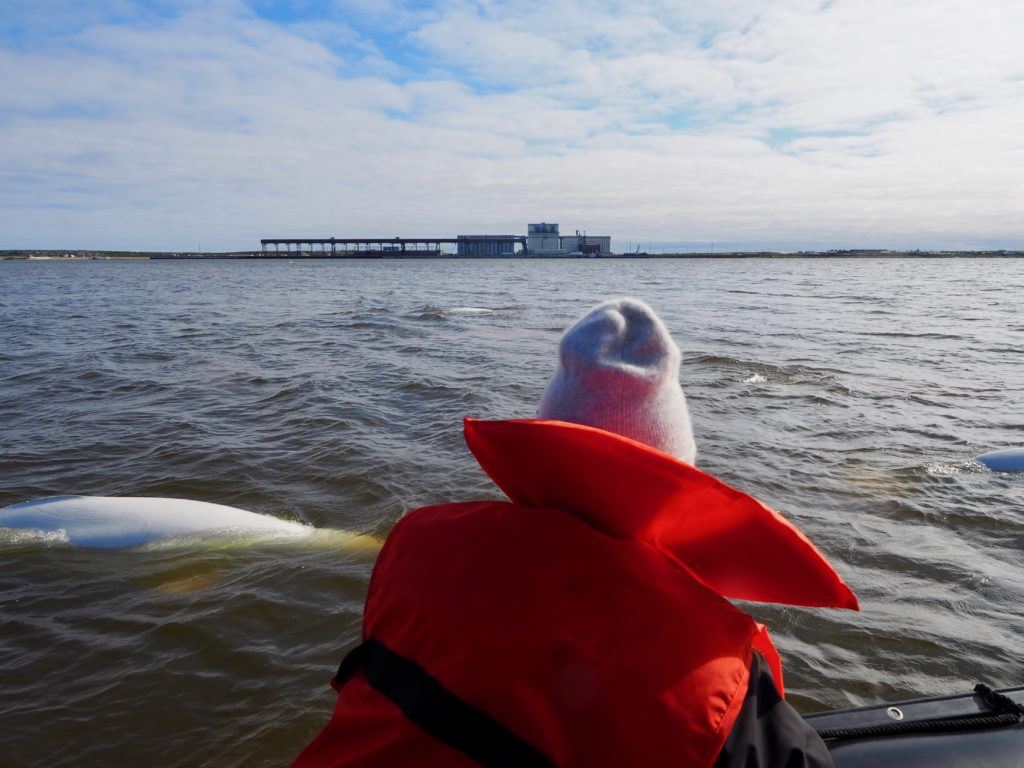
1,257,1022,766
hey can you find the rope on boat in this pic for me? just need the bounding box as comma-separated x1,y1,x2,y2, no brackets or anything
814,684,1024,743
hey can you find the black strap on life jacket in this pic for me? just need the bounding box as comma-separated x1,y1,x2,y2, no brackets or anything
333,639,556,768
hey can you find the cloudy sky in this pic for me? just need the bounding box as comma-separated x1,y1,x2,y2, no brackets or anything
2,0,1022,251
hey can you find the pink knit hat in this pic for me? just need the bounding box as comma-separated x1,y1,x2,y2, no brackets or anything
537,298,697,464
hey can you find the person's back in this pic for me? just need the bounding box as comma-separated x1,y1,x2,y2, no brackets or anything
294,299,857,767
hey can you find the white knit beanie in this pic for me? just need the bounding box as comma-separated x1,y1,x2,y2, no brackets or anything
537,298,697,464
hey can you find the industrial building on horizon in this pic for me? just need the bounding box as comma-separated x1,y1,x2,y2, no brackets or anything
456,224,611,257
525,223,612,257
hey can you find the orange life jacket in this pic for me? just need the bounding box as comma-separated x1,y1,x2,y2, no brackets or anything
294,419,857,768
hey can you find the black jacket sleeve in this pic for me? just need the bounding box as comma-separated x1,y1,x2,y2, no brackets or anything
713,652,834,768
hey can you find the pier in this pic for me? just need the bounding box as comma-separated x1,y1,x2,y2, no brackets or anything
259,236,526,257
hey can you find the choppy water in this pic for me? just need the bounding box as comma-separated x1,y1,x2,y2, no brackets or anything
1,257,1022,766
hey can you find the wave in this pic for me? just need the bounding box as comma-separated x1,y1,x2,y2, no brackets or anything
862,331,964,341
691,353,852,391
254,379,320,404
414,305,516,320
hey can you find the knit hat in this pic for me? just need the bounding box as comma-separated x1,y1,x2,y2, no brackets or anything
537,298,697,464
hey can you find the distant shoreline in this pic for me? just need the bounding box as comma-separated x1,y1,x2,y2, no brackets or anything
2,249,1022,260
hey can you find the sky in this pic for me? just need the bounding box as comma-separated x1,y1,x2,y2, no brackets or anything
1,0,1023,252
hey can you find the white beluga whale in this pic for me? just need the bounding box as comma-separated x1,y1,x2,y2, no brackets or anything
976,448,1024,473
0,495,313,549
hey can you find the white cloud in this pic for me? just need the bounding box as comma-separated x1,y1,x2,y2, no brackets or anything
0,0,1022,250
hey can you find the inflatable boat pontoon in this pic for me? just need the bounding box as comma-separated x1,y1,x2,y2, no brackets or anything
805,684,1024,767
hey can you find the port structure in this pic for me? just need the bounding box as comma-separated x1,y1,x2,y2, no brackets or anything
259,236,526,257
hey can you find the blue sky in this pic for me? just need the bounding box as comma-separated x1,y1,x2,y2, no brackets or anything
1,0,1023,251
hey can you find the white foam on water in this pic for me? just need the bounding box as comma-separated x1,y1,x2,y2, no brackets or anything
0,526,71,548
446,307,493,314
923,459,987,477
742,373,768,385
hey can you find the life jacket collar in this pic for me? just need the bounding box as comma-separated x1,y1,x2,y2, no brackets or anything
464,417,858,610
